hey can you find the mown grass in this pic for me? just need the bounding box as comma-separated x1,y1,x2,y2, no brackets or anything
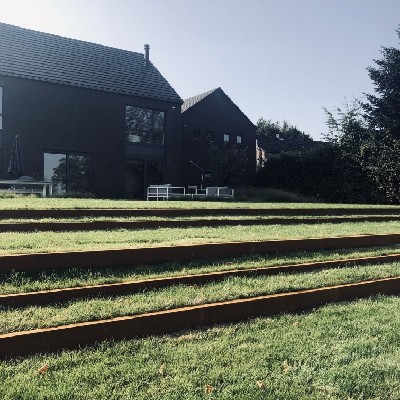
1,197,400,398
0,221,400,254
3,214,397,223
1,295,400,399
2,261,400,334
1,197,400,210
1,214,400,224
2,246,400,294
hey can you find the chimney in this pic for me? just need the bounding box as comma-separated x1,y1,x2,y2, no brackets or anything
144,44,150,67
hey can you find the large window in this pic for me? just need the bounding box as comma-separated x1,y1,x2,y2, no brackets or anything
0,86,3,130
44,152,92,195
125,106,165,145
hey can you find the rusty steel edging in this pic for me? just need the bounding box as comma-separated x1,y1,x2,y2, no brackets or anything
3,252,400,307
1,276,400,359
1,215,400,232
1,234,400,273
1,207,400,219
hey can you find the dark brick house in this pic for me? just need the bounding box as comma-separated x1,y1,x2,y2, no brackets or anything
181,88,256,188
0,22,182,198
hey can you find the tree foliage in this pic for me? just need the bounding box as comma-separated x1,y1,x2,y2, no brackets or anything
256,145,380,203
208,142,248,186
256,118,313,142
364,33,400,136
257,27,400,204
324,28,400,203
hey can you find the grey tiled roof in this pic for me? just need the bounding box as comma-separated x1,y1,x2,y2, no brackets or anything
182,87,255,128
0,22,182,103
181,88,219,112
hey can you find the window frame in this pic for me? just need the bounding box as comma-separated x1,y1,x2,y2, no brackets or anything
125,105,166,145
43,150,92,194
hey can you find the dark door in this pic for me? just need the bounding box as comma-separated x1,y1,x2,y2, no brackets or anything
126,159,163,199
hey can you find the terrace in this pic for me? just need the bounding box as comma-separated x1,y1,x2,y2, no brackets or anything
1,197,400,398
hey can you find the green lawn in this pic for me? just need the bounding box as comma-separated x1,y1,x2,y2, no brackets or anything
1,196,400,210
4,214,397,223
1,198,400,398
0,221,400,254
1,246,400,294
1,295,400,399
2,261,400,334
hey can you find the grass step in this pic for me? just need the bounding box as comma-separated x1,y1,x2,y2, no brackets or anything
1,207,400,219
1,234,400,272
1,215,400,232
2,253,400,307
1,275,400,359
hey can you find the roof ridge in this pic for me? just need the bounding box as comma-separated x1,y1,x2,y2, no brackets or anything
181,87,220,112
0,21,141,56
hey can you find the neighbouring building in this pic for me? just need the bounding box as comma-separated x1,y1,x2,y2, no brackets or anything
181,88,256,188
256,135,322,169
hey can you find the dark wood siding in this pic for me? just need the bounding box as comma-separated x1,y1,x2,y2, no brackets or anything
181,90,256,187
0,76,182,198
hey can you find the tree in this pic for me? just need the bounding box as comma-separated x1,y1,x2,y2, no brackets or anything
321,28,400,203
256,117,313,142
364,31,400,136
208,142,248,186
256,118,281,139
360,29,400,202
323,99,370,163
256,144,380,203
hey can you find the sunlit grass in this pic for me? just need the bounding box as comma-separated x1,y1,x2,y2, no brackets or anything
1,197,400,210
1,246,400,294
0,214,399,224
1,261,400,334
0,221,399,254
1,197,400,398
1,296,400,399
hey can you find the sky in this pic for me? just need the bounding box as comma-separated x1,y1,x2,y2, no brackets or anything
1,0,400,140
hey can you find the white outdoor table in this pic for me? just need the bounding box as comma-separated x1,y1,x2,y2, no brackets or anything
0,180,53,197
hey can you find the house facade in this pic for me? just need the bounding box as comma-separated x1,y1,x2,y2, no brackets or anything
0,23,256,198
181,88,256,188
0,22,182,198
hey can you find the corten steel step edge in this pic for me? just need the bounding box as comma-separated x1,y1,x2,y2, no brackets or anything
1,207,400,218
1,234,400,273
1,276,400,359
3,252,400,307
1,215,400,232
